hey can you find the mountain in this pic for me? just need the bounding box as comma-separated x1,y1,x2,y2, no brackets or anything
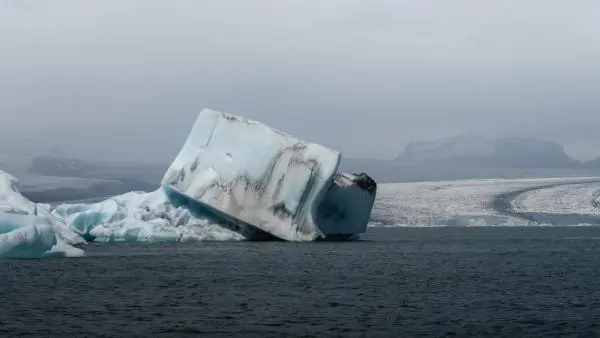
338,134,599,183
395,134,581,169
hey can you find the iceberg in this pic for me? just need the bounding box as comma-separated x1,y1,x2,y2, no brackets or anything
0,171,84,258
1,108,377,258
51,190,243,243
162,109,377,241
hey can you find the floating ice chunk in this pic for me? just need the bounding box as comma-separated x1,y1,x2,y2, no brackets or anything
162,109,343,241
0,223,84,259
1,224,57,258
0,171,84,259
52,189,244,243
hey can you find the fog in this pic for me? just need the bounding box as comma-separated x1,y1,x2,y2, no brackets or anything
1,0,599,162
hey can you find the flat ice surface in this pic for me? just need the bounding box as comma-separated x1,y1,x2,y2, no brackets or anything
162,109,342,241
371,177,600,227
0,171,84,259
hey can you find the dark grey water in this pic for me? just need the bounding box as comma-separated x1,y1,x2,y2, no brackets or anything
2,227,600,337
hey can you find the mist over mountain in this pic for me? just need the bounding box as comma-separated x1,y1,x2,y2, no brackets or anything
584,157,600,169
340,134,598,183
395,134,581,168
0,148,165,203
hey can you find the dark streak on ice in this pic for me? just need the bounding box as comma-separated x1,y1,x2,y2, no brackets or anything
167,141,326,239
352,173,377,196
165,187,281,241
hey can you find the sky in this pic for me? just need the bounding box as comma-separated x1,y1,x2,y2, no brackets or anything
1,0,599,163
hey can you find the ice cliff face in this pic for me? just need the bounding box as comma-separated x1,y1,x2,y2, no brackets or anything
1,108,377,258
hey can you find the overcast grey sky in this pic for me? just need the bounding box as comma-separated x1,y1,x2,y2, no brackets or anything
1,0,599,162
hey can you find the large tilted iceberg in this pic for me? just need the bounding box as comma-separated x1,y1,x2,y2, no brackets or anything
0,108,377,258
162,109,377,241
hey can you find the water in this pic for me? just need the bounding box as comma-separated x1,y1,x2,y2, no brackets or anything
2,226,600,337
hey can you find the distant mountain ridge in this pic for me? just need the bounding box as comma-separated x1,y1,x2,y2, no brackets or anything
340,134,599,183
395,134,581,168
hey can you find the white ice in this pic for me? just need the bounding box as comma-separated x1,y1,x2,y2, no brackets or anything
0,171,84,259
162,109,344,241
511,181,600,215
52,189,243,243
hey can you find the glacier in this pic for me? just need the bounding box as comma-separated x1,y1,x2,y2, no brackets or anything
0,108,377,258
370,177,600,227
